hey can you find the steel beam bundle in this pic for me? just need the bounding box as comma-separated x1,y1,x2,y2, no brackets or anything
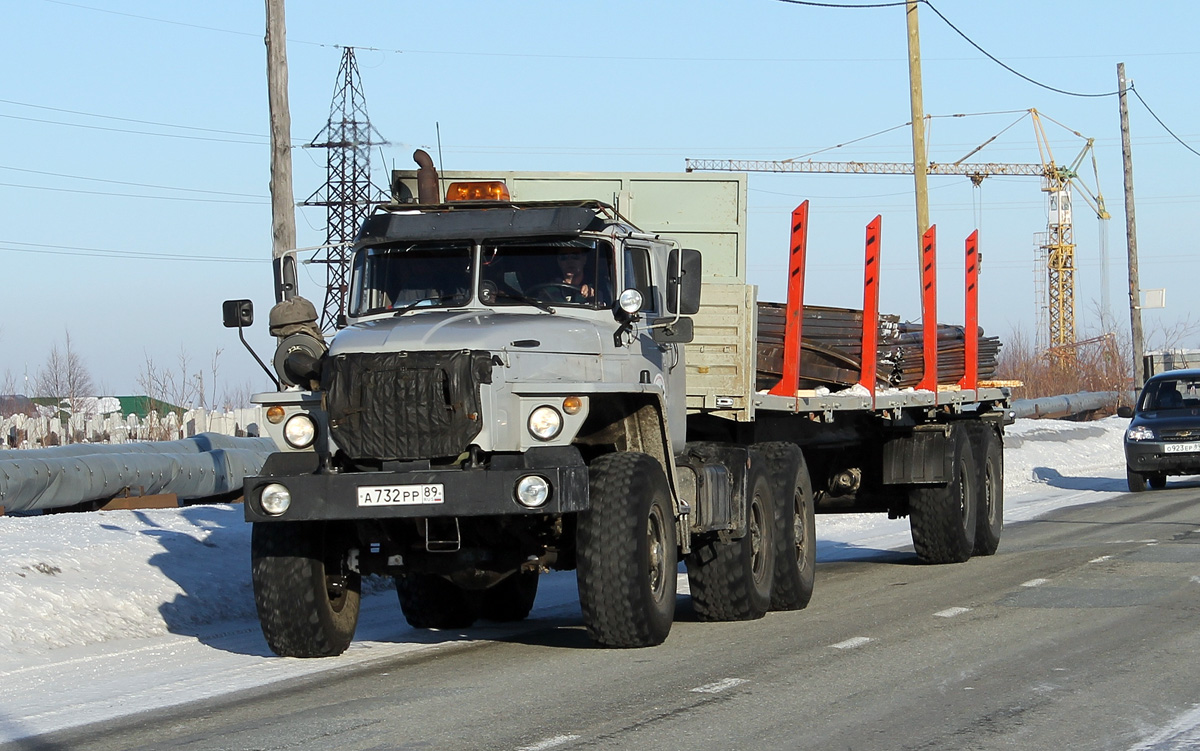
756,303,1000,391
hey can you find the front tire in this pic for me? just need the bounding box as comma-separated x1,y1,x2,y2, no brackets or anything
577,452,678,648
1127,467,1148,493
251,521,361,657
686,450,777,620
909,425,978,564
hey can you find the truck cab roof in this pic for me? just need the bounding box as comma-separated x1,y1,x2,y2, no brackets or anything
358,201,636,245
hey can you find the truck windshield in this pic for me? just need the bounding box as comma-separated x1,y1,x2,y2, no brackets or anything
479,238,615,309
349,242,473,316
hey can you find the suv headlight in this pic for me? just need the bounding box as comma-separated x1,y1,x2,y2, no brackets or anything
1126,425,1155,442
527,406,563,440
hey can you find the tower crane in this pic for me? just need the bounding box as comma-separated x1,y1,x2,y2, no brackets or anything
685,109,1108,351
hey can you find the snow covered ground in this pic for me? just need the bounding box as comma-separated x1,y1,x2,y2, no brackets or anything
0,417,1141,743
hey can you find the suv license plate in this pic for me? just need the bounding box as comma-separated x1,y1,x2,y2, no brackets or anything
1164,442,1200,454
357,484,445,506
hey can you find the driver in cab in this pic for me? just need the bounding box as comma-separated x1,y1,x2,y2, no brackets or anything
540,249,593,304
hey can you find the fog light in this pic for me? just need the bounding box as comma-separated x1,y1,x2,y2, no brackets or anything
528,406,563,440
283,414,317,448
515,475,551,508
260,483,291,515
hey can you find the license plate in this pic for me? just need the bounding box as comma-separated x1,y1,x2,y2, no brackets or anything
357,483,445,506
1164,442,1200,454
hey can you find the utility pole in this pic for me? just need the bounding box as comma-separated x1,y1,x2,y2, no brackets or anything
905,0,930,274
265,0,297,303
1118,62,1145,389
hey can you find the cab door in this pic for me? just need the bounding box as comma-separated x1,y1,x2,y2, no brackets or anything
624,242,687,455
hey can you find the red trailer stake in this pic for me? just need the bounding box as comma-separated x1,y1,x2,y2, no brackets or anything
960,230,979,391
858,215,882,403
769,201,809,397
916,225,939,392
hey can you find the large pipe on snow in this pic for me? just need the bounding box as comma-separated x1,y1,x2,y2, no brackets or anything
414,149,440,204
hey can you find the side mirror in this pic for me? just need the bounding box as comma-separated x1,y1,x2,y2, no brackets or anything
1117,405,1135,418
667,249,702,315
222,299,254,328
651,317,694,344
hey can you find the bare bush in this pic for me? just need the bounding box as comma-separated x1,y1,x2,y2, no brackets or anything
994,322,1130,402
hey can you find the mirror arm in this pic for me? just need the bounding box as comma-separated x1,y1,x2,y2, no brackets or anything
239,322,280,390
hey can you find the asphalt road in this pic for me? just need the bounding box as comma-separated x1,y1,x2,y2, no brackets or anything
18,486,1200,751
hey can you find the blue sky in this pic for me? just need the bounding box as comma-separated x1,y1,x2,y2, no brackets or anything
3,0,1198,398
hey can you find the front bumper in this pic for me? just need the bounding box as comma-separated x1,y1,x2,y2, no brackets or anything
244,446,589,522
1125,441,1200,475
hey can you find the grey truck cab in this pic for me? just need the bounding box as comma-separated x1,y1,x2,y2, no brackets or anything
230,178,702,657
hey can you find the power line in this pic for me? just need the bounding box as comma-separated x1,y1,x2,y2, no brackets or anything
0,112,269,146
0,182,268,205
45,0,1191,65
1129,85,1200,159
0,239,267,263
773,0,1119,98
0,165,266,198
917,2,1119,98
0,98,266,138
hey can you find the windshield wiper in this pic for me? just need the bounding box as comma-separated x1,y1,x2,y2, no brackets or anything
492,290,556,314
393,294,466,317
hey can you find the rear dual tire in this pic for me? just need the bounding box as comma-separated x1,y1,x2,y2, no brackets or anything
909,425,979,564
757,442,816,611
686,450,777,621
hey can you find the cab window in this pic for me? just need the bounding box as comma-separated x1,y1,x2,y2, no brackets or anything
349,241,472,315
480,239,615,308
624,245,656,314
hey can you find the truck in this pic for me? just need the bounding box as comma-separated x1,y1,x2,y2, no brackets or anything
223,156,1011,657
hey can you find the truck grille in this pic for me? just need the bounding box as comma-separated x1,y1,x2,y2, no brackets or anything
322,350,493,461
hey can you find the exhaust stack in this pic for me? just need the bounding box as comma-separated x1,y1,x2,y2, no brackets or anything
413,149,440,204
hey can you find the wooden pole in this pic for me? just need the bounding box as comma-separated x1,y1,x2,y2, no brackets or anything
265,0,297,302
906,0,930,276
1118,63,1145,389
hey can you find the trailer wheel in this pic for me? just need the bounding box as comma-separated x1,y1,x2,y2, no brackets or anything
908,426,978,564
577,452,677,647
396,573,480,629
1126,467,1148,493
758,442,816,611
686,451,777,620
478,570,540,622
1149,473,1168,490
973,426,1004,556
251,521,361,657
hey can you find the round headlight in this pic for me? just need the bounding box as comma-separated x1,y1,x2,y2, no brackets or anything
283,414,317,448
515,475,551,508
528,406,563,441
619,288,644,314
260,483,291,516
